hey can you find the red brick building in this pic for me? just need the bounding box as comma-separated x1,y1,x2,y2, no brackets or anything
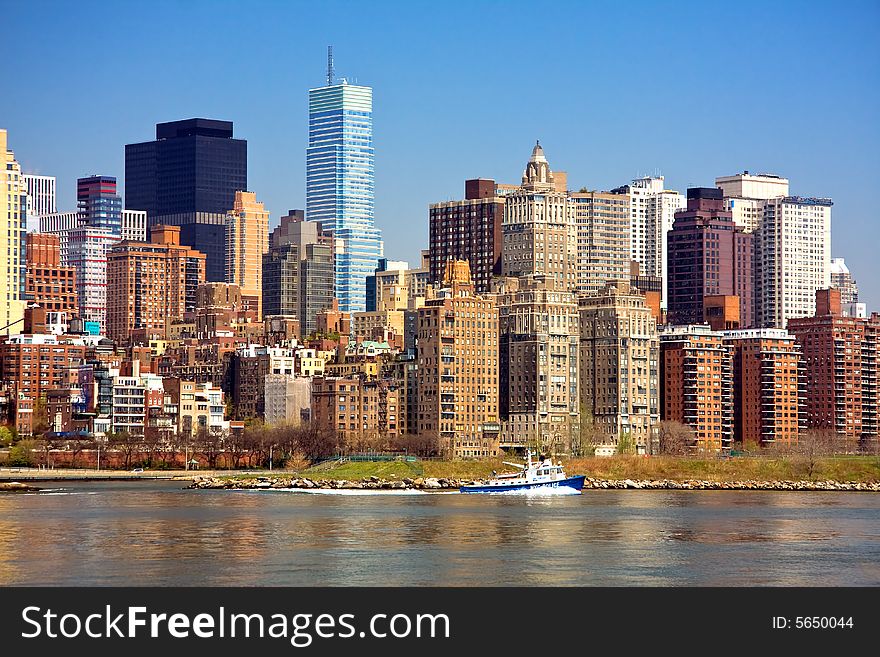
0,334,88,406
660,325,733,452
789,289,880,445
25,233,78,316
724,329,805,448
106,225,206,346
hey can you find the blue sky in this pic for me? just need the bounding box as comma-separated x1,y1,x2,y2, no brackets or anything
3,0,879,310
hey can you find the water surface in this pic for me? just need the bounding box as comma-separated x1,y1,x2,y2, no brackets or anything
1,481,877,586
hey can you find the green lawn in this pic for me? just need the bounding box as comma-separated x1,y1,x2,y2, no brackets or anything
303,459,424,480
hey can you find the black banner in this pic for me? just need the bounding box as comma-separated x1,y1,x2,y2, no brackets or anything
0,587,872,654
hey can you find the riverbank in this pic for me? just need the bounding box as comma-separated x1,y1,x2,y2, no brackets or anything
188,474,880,492
5,454,878,486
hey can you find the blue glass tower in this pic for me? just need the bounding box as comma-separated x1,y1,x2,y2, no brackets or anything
307,78,383,314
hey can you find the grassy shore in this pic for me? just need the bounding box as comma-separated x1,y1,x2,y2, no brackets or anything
294,455,880,484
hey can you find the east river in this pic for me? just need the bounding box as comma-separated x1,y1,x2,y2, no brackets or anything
1,480,877,586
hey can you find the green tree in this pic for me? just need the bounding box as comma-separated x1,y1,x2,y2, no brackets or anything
31,395,50,437
0,426,15,448
8,439,38,466
617,432,634,455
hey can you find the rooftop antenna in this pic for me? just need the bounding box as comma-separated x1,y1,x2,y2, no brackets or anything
327,45,334,86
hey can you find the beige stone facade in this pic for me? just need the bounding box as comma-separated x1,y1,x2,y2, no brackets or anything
495,275,580,455
579,281,660,453
502,144,576,292
417,261,500,458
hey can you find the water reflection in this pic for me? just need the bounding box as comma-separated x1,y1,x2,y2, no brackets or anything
0,482,878,586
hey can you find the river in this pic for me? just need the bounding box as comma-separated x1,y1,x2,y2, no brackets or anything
1,481,877,586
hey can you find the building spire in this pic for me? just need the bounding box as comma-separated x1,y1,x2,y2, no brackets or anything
327,45,334,86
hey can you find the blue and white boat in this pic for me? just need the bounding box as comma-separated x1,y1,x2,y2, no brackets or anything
459,451,585,493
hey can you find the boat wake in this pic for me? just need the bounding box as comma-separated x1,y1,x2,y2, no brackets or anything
272,488,430,496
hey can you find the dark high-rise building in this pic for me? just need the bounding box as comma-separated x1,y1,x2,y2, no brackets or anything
667,187,754,327
429,179,504,294
124,118,247,282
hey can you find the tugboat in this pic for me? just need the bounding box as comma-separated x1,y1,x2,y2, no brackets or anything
459,451,585,493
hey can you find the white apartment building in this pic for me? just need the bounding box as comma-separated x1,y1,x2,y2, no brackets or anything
23,174,56,232
756,196,832,328
716,171,790,232
23,174,56,216
112,376,147,436
612,176,684,303
121,209,147,242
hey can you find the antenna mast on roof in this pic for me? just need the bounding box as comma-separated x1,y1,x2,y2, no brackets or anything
327,45,334,86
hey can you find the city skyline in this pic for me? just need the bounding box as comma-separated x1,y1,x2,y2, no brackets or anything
3,0,879,311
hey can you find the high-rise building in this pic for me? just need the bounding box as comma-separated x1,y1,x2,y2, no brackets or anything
723,328,805,448
106,225,206,345
0,130,26,335
579,280,660,453
570,190,630,296
25,233,78,317
428,179,505,294
660,324,734,452
23,174,56,232
35,175,126,333
66,225,117,333
756,196,832,328
502,143,576,291
262,210,334,336
307,68,382,313
125,118,248,282
716,171,790,232
611,176,684,304
830,257,865,318
788,289,879,444
495,275,580,455
667,187,754,328
417,260,500,458
225,191,268,317
77,175,121,234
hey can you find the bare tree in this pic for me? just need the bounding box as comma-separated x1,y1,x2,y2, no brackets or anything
107,431,142,469
574,406,604,457
292,424,341,462
658,421,696,456
68,437,88,468
796,428,835,480
195,427,225,470
389,433,440,458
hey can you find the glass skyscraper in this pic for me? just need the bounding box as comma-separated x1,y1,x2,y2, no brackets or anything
125,118,247,283
307,82,382,313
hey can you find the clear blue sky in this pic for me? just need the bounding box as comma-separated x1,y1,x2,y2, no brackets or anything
3,0,879,310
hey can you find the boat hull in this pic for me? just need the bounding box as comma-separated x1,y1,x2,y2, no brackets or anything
459,475,586,494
